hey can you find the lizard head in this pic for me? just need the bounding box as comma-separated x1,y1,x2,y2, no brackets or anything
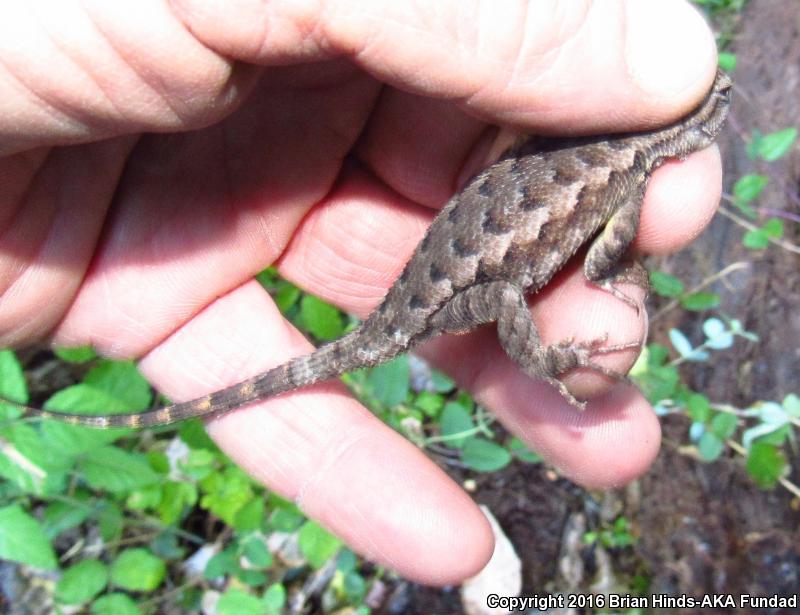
678,69,732,153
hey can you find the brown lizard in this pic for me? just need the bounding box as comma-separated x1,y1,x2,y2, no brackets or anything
12,71,731,428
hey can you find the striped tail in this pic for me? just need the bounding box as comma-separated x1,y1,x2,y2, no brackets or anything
15,331,398,429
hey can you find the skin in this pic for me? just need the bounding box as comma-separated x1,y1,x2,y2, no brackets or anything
0,0,722,585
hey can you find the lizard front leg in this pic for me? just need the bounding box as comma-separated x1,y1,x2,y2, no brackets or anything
584,183,650,311
430,281,638,408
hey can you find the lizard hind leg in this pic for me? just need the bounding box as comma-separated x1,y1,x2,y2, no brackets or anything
430,281,639,409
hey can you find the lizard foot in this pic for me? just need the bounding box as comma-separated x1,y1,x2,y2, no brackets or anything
541,334,641,409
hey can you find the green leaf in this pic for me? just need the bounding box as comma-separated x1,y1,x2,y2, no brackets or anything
680,292,720,311
710,412,738,439
430,370,456,393
762,217,784,238
755,127,797,161
343,570,367,603
636,363,681,404
126,484,161,511
39,421,123,459
783,393,800,418
157,481,197,525
507,437,542,463
298,521,342,569
746,442,786,488
217,589,265,615
462,437,512,472
91,593,143,615
439,402,474,449
38,360,150,449
199,466,254,526
268,503,305,533
241,536,272,568
42,500,90,539
366,356,410,407
146,450,170,474
742,219,781,250
646,344,670,367
110,548,166,591
687,394,712,423
98,503,124,542
718,52,737,72
743,228,769,249
54,346,97,363
698,432,724,461
262,583,286,614
80,446,159,494
234,497,265,531
257,269,303,314
0,421,68,495
751,424,790,447
236,568,267,586
0,504,57,569
413,391,444,417
0,349,28,420
55,559,108,605
150,531,185,560
179,448,217,480
298,295,345,340
337,548,358,573
732,174,768,205
49,359,152,414
649,271,684,297
274,283,302,314
204,547,239,580
178,419,219,452
746,128,762,160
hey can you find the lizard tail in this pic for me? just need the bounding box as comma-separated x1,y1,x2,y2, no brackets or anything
14,330,396,429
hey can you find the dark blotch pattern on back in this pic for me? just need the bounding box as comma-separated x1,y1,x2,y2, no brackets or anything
552,162,582,186
429,263,445,282
482,210,510,235
408,294,425,310
451,237,476,257
575,146,610,168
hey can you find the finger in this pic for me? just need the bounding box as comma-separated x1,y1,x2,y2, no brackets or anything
0,1,260,154
176,0,717,130
636,145,723,254
138,281,494,585
4,2,716,151
50,77,374,356
356,75,721,216
279,149,721,314
0,138,135,347
418,277,660,489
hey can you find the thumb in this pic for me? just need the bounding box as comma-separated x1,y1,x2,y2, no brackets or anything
174,0,718,132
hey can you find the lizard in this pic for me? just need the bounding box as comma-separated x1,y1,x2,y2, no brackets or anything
10,71,731,428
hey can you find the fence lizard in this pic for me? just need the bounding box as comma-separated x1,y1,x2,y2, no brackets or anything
14,71,731,428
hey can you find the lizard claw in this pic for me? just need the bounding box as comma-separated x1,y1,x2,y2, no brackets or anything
541,334,641,406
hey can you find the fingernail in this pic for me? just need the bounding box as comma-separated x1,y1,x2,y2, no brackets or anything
625,0,717,100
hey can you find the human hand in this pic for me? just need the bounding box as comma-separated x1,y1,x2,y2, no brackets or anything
1,0,722,584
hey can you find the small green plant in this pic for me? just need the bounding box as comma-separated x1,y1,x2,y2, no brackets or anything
721,126,796,251
632,285,798,494
0,268,546,612
583,515,636,550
